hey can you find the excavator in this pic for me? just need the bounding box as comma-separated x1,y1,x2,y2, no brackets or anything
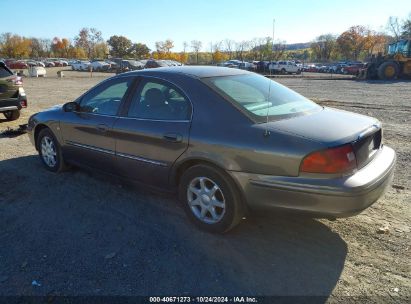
359,39,411,80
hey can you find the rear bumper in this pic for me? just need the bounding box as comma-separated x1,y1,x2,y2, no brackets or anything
230,145,396,217
0,98,22,112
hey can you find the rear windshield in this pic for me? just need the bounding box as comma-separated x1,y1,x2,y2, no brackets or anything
0,64,13,77
205,73,320,122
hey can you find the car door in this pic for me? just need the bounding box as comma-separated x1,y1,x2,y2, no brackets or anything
112,77,192,187
60,76,135,172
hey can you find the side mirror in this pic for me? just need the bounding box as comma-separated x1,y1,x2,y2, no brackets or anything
63,101,79,112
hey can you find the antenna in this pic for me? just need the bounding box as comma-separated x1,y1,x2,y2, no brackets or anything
264,18,275,137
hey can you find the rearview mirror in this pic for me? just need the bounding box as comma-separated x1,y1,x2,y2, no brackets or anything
63,101,79,112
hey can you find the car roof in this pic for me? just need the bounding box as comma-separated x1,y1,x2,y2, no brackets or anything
124,66,250,79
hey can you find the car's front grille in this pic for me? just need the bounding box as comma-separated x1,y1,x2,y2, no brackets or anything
352,127,382,169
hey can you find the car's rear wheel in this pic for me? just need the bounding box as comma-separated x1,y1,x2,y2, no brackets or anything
3,110,20,121
179,164,244,233
37,128,67,172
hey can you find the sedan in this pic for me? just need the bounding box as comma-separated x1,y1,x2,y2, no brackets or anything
27,67,396,233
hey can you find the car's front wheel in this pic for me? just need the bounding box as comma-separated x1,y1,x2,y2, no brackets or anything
3,110,20,121
37,128,67,172
179,164,244,233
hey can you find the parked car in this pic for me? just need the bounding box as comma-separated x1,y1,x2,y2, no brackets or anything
341,63,365,75
71,60,91,71
44,61,55,67
27,66,396,233
0,61,27,121
269,61,301,74
28,66,47,77
5,60,28,69
144,59,169,69
90,60,111,71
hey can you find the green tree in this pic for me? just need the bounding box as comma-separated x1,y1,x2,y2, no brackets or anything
129,43,150,59
107,35,132,57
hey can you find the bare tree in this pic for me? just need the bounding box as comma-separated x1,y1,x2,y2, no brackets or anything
224,39,235,60
387,16,401,41
191,40,202,64
235,40,250,61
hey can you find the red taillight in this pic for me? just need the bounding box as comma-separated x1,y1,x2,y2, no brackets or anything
300,144,356,174
20,99,27,108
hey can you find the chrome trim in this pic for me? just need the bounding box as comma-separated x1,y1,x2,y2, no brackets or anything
66,141,115,155
117,116,190,123
117,152,167,167
357,123,381,140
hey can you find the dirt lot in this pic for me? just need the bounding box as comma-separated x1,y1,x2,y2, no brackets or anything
0,68,410,301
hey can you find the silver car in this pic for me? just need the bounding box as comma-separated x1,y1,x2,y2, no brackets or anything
27,67,396,233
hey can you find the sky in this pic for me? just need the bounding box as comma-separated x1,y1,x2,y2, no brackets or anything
0,0,410,51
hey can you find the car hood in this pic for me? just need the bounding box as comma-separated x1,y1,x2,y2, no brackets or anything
259,107,379,146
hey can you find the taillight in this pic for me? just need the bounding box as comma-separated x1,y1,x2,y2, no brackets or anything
7,76,23,86
300,144,357,174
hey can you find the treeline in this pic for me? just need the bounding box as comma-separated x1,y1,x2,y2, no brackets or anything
0,14,410,64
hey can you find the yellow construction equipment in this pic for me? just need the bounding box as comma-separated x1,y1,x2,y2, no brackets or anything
360,39,411,80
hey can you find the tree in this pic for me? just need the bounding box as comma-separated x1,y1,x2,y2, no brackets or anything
402,13,411,39
191,40,202,64
0,33,31,58
129,43,150,59
224,39,235,60
107,35,132,57
387,16,402,41
155,39,174,53
337,26,372,60
74,27,103,59
311,34,337,61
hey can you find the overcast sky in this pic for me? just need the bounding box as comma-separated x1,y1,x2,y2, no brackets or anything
1,0,409,51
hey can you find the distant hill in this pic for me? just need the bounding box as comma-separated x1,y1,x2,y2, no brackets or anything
285,42,311,50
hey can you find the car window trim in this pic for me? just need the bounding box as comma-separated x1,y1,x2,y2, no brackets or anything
121,75,193,122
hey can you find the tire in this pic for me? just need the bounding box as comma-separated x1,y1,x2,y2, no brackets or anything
377,61,399,80
36,128,68,173
179,164,245,233
3,110,20,121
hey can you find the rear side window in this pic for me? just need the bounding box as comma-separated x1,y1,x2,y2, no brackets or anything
205,74,320,122
128,79,191,121
0,65,13,77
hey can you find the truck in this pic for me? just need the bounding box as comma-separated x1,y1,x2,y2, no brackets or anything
268,61,301,74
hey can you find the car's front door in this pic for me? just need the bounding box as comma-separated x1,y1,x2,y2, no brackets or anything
112,77,192,187
60,77,135,172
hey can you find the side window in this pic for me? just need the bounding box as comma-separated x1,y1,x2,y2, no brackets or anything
128,80,191,120
79,78,132,115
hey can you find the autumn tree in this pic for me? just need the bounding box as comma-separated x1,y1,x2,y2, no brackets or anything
74,27,103,59
337,26,374,60
0,33,31,58
107,35,132,57
191,40,202,64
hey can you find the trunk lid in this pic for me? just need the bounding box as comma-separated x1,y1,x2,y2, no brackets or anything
261,107,382,169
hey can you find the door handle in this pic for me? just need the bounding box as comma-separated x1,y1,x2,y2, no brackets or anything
96,124,108,133
163,133,183,143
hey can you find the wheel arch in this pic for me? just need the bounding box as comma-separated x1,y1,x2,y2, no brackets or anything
170,157,249,212
34,124,50,150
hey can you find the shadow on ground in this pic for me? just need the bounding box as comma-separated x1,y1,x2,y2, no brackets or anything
0,155,347,298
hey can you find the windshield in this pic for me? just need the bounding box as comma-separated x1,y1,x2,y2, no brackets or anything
205,73,321,122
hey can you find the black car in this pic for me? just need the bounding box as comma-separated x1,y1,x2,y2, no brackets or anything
0,61,27,121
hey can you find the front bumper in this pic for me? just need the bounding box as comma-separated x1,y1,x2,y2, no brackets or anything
230,145,396,217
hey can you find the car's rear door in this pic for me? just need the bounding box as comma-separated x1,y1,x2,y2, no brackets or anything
60,76,135,172
112,77,192,187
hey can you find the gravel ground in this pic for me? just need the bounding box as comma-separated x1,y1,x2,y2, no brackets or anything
0,68,409,302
